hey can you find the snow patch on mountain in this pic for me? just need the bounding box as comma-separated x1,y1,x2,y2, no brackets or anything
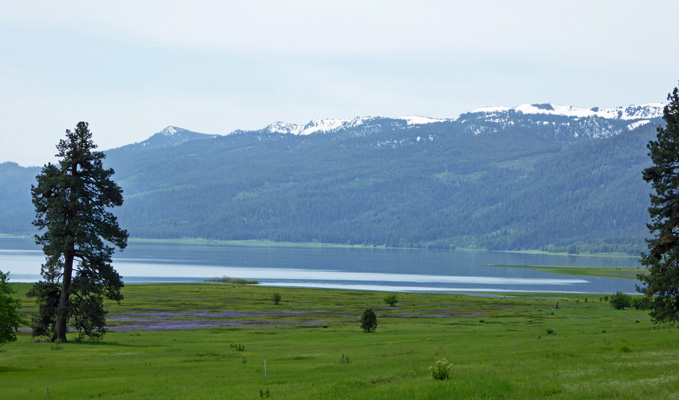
263,117,375,135
266,122,304,135
398,116,451,125
161,126,179,135
627,120,651,131
302,117,373,135
474,106,513,113
263,115,454,136
473,103,664,120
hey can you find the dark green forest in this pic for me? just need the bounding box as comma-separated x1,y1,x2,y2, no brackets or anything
0,111,661,253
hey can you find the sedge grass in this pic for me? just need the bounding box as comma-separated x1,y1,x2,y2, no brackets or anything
486,264,645,279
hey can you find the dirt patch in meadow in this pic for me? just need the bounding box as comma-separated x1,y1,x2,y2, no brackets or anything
108,311,323,331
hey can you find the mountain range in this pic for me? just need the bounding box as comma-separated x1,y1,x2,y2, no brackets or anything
0,103,665,253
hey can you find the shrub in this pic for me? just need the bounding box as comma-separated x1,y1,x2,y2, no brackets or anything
383,294,398,307
0,270,21,345
429,359,453,380
208,276,258,285
272,292,282,305
610,291,632,310
360,308,378,333
230,343,245,352
50,339,64,351
632,296,652,310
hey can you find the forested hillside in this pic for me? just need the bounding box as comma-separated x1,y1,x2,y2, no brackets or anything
0,105,662,253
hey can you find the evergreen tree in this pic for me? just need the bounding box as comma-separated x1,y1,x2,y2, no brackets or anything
0,270,22,345
360,308,378,333
638,85,679,323
29,122,127,342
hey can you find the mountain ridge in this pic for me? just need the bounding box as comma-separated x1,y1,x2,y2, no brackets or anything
471,103,664,120
0,102,665,253
138,103,663,146
116,126,218,151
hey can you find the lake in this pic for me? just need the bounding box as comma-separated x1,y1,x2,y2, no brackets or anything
0,237,642,295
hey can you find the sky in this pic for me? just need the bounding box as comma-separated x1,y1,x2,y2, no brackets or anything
1,0,678,167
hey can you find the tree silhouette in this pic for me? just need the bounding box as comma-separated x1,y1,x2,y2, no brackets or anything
638,85,679,323
360,308,378,332
29,122,127,341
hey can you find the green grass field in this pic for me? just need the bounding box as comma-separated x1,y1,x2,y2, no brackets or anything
2,283,678,399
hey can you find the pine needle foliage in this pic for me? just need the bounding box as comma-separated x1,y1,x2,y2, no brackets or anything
638,85,679,323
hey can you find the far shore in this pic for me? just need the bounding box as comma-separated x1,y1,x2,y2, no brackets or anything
1,233,641,258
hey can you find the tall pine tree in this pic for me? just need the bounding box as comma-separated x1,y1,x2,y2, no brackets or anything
29,122,127,342
638,85,679,323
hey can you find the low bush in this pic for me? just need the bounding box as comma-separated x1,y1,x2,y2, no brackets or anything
610,291,632,310
207,276,258,285
383,294,398,307
429,359,453,380
230,343,245,352
632,296,651,310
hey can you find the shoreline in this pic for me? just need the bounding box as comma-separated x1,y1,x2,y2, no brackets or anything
1,234,641,258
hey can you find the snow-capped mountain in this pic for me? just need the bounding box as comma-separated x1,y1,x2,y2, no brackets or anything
471,103,664,120
109,103,667,157
252,103,663,139
264,117,376,135
260,115,452,136
456,103,665,139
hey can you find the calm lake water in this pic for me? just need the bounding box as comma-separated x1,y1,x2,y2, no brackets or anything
0,237,642,295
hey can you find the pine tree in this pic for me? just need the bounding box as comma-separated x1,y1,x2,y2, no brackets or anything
29,122,127,342
360,308,378,332
637,85,679,323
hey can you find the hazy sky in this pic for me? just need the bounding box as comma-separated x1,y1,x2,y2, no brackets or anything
2,1,678,166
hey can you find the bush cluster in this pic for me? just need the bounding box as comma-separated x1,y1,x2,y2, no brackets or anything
272,292,282,305
383,294,398,307
609,291,632,310
429,359,453,380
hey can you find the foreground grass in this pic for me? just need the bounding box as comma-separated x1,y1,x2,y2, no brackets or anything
2,284,678,399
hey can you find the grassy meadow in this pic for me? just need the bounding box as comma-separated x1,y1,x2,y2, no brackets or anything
2,282,678,399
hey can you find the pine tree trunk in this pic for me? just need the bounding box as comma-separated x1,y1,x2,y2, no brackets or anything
53,251,74,343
